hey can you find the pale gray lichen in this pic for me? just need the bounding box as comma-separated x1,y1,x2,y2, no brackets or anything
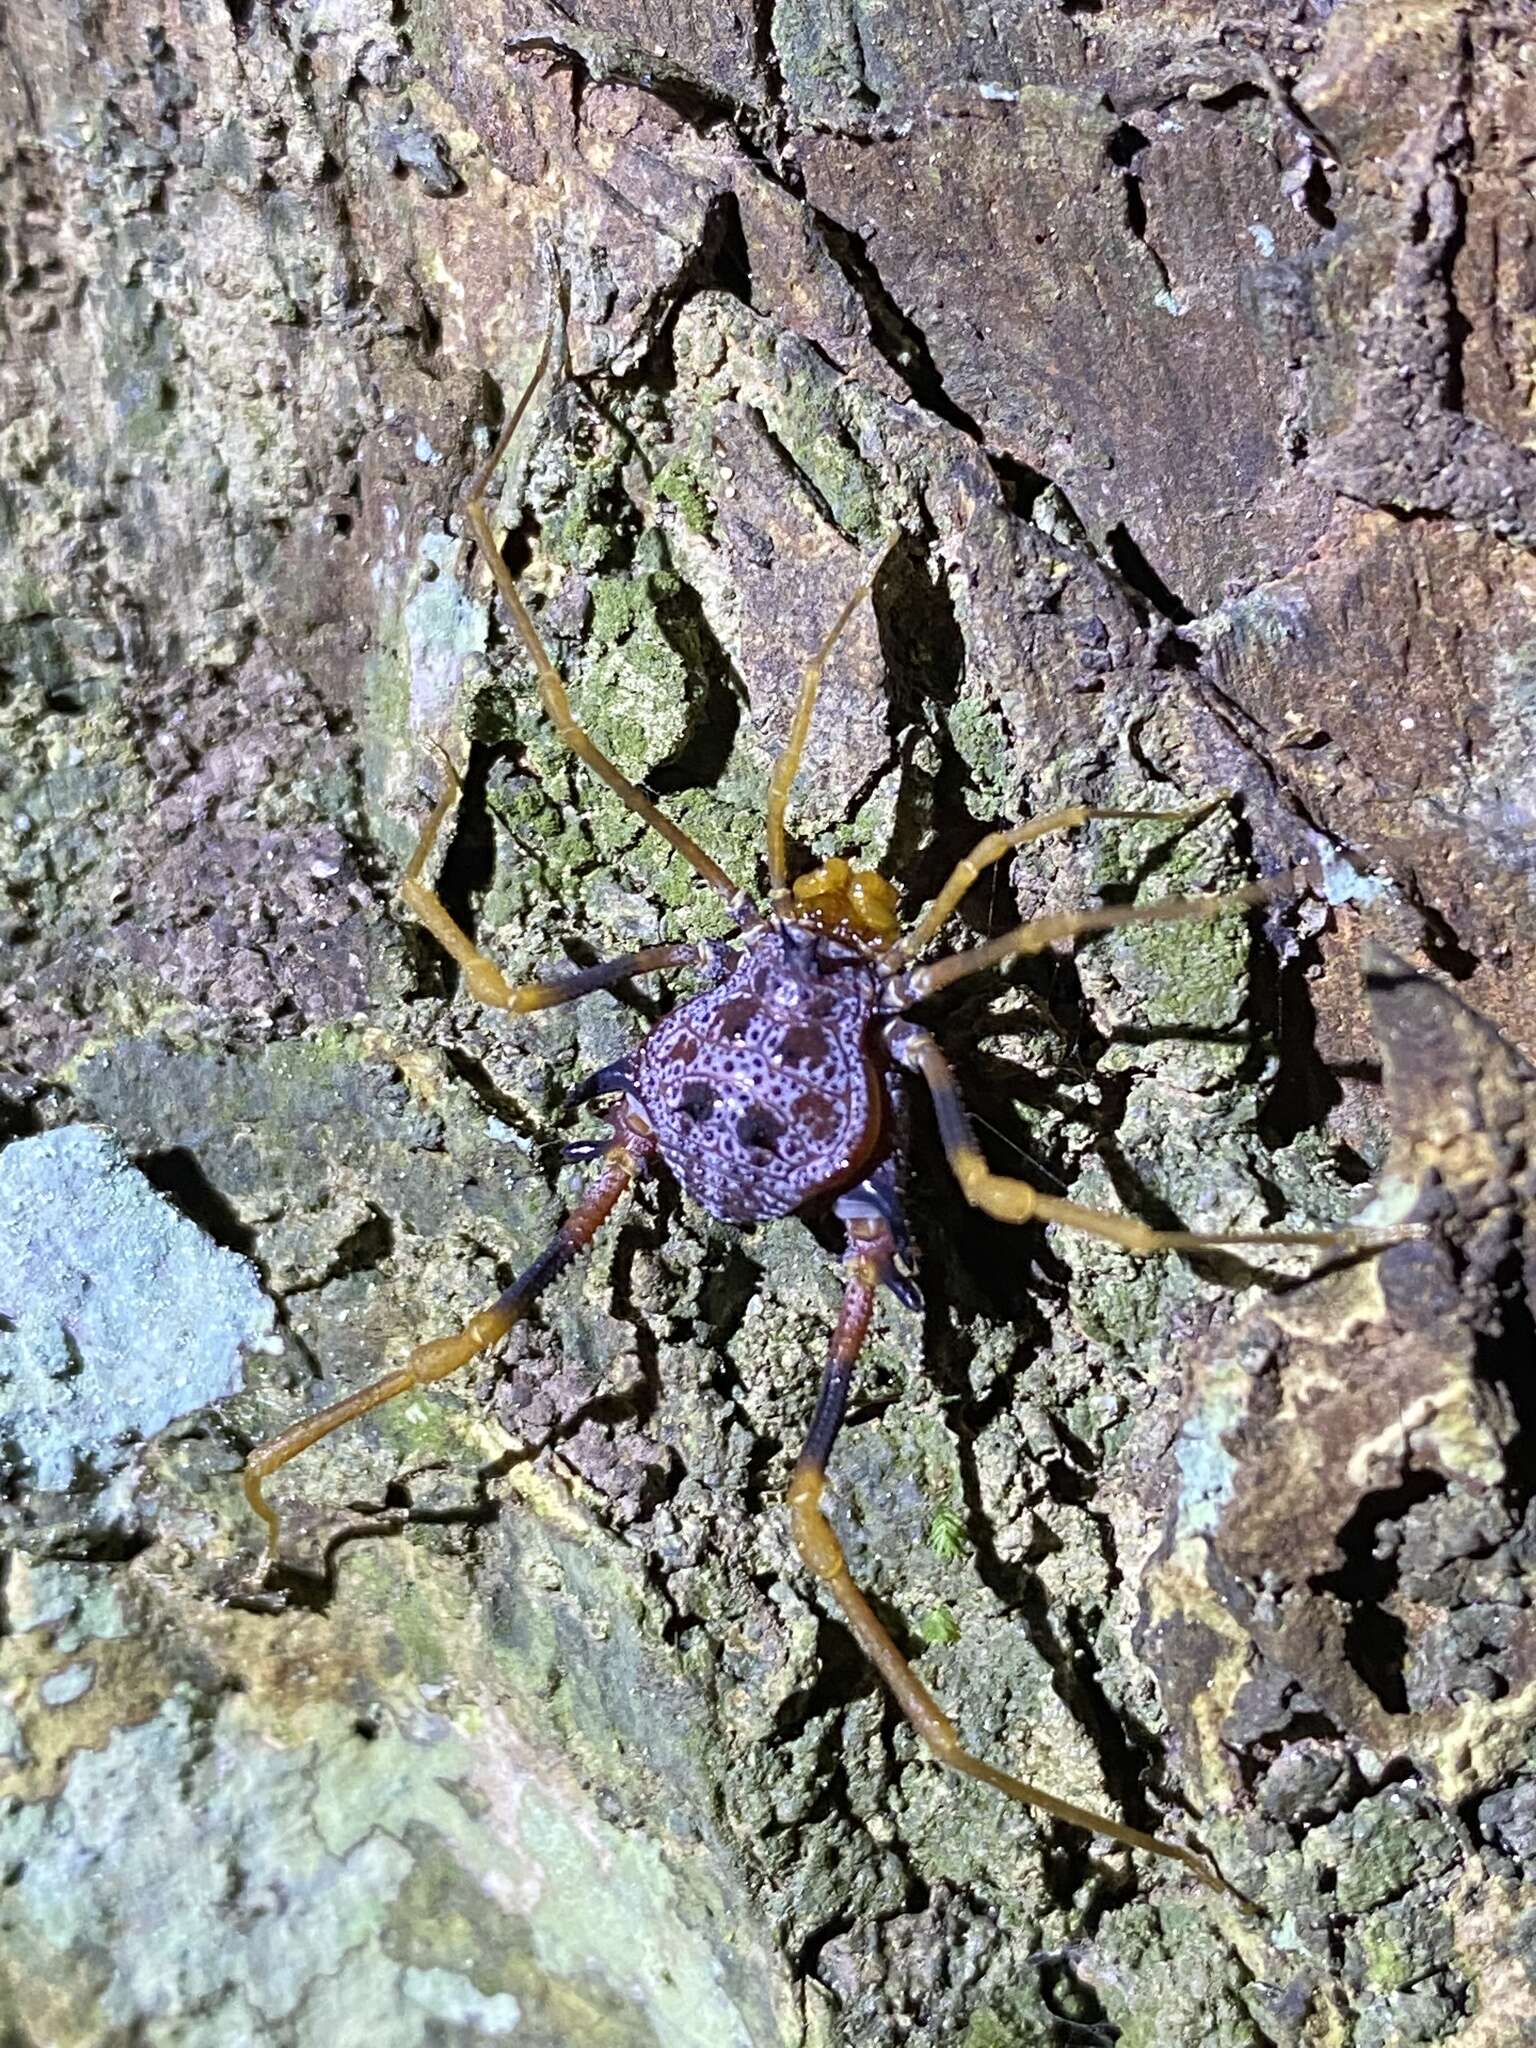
0,1126,275,1495
0,1607,784,2047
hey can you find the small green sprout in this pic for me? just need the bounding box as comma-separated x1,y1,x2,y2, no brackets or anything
927,1505,970,1562
918,1606,962,1647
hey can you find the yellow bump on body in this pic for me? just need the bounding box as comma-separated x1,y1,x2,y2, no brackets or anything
792,858,902,945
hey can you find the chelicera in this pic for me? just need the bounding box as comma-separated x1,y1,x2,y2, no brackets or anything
245,329,1407,1908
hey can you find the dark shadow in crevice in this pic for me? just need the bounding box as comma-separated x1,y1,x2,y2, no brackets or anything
867,533,1111,1012
700,184,755,309
1199,81,1268,113
1236,1712,1356,1803
756,537,922,888
1152,627,1201,669
439,1047,546,1145
278,1209,397,1306
907,1053,1069,1342
137,1147,258,1262
1434,161,1470,418
506,31,763,150
32,1525,156,1571
632,187,755,387
1250,917,1343,1150
1477,1237,1536,1505
806,208,986,446
645,585,744,800
0,1088,44,1144
332,1205,394,1279
1109,120,1151,244
1083,1122,1383,1294
380,1464,510,1539
503,34,591,128
1412,892,1479,982
588,1212,670,1432
1104,525,1193,626
1297,155,1337,232
990,450,1054,522
693,1236,764,1361
231,1431,525,1616
1031,1952,1117,2045
422,738,503,1000
1311,1469,1449,1715
1057,1595,1196,1901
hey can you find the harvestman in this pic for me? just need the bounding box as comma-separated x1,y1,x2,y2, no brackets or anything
245,328,1409,1906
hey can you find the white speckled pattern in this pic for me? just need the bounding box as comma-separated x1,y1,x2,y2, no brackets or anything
634,932,882,1222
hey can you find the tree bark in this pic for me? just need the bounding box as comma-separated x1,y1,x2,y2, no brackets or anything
3,1,1534,2043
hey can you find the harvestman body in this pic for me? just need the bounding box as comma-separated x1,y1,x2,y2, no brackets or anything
245,328,1410,1908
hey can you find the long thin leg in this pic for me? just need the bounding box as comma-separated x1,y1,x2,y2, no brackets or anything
887,802,1220,966
400,747,703,1009
889,868,1314,1005
244,1119,656,1559
766,534,898,914
787,1216,1245,1904
461,343,756,925
893,1022,1408,1253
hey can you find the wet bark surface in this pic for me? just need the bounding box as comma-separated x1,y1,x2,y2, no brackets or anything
2,1,1534,2042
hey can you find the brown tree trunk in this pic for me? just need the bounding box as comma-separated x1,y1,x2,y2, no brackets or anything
3,1,1533,2042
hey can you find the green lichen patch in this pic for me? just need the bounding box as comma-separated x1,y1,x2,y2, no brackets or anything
1077,801,1254,1093
653,456,715,538
674,298,894,547
1304,1791,1460,1917
1079,1903,1263,2048
574,570,703,782
1352,1892,1456,1993
943,688,1016,819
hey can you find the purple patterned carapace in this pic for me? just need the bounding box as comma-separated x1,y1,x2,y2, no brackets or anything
634,932,883,1223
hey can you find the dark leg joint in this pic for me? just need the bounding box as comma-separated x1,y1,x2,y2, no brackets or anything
565,1057,636,1110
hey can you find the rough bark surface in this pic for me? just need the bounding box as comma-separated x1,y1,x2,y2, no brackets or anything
2,1,1534,2044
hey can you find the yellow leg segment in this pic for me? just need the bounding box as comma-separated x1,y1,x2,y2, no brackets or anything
243,1306,521,1557
400,744,699,1009
244,1140,646,1559
897,872,1300,1004
458,342,753,923
897,1025,1411,1254
766,534,899,912
788,1236,1249,1907
888,801,1221,966
788,1472,1244,1904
